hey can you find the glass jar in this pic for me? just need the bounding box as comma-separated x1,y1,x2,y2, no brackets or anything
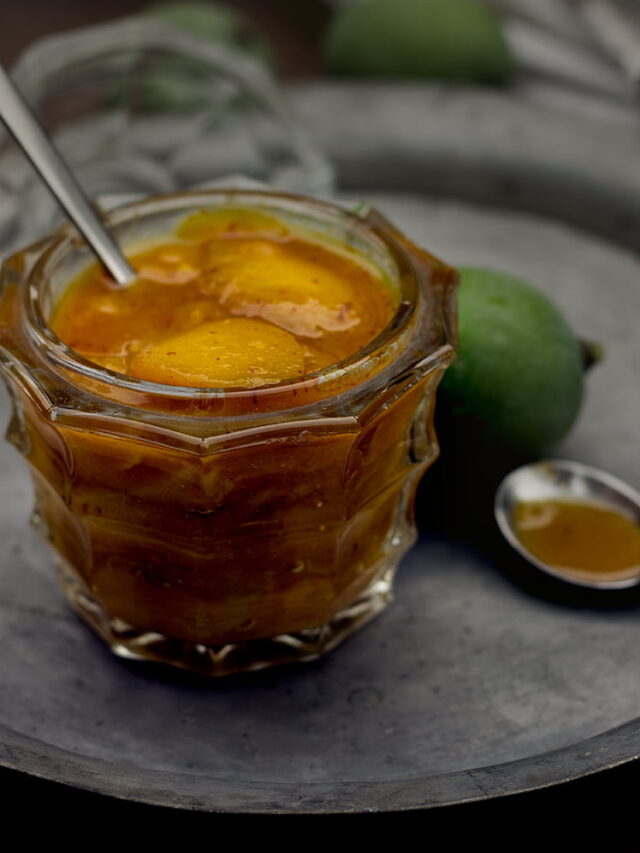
0,189,456,676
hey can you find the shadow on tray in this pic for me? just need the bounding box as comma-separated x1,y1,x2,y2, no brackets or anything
416,408,640,612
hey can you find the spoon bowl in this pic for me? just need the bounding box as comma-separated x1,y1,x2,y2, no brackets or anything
495,460,640,589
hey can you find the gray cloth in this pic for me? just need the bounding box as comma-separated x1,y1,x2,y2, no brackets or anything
494,0,640,127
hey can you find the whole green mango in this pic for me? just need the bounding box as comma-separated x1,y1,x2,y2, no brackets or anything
324,0,512,83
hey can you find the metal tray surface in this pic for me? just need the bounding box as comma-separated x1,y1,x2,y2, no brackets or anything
1,85,639,813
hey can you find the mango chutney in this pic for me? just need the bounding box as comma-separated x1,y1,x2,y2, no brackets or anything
51,208,396,389
0,190,457,675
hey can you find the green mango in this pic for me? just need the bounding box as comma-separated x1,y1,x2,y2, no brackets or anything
324,0,513,83
111,2,272,113
440,268,585,458
144,1,272,65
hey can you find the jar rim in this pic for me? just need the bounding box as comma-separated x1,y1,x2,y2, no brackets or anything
25,188,420,401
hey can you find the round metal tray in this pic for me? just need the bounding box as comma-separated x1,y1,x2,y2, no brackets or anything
1,84,639,813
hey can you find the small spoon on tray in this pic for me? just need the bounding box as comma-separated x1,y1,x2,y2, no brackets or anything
495,459,640,590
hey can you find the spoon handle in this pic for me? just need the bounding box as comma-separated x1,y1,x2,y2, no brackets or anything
0,63,135,285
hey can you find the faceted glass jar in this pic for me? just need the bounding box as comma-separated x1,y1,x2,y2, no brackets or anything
0,190,457,676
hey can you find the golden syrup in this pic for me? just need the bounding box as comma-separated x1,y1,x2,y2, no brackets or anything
513,499,640,582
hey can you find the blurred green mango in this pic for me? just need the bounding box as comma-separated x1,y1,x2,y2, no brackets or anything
111,1,273,113
324,0,513,83
144,1,272,66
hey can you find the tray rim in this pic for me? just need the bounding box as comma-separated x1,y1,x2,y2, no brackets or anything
1,717,640,814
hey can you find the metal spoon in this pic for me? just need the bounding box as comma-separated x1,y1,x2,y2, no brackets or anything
495,459,640,589
0,62,135,285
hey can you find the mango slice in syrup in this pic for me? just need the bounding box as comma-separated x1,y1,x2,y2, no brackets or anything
129,317,308,388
